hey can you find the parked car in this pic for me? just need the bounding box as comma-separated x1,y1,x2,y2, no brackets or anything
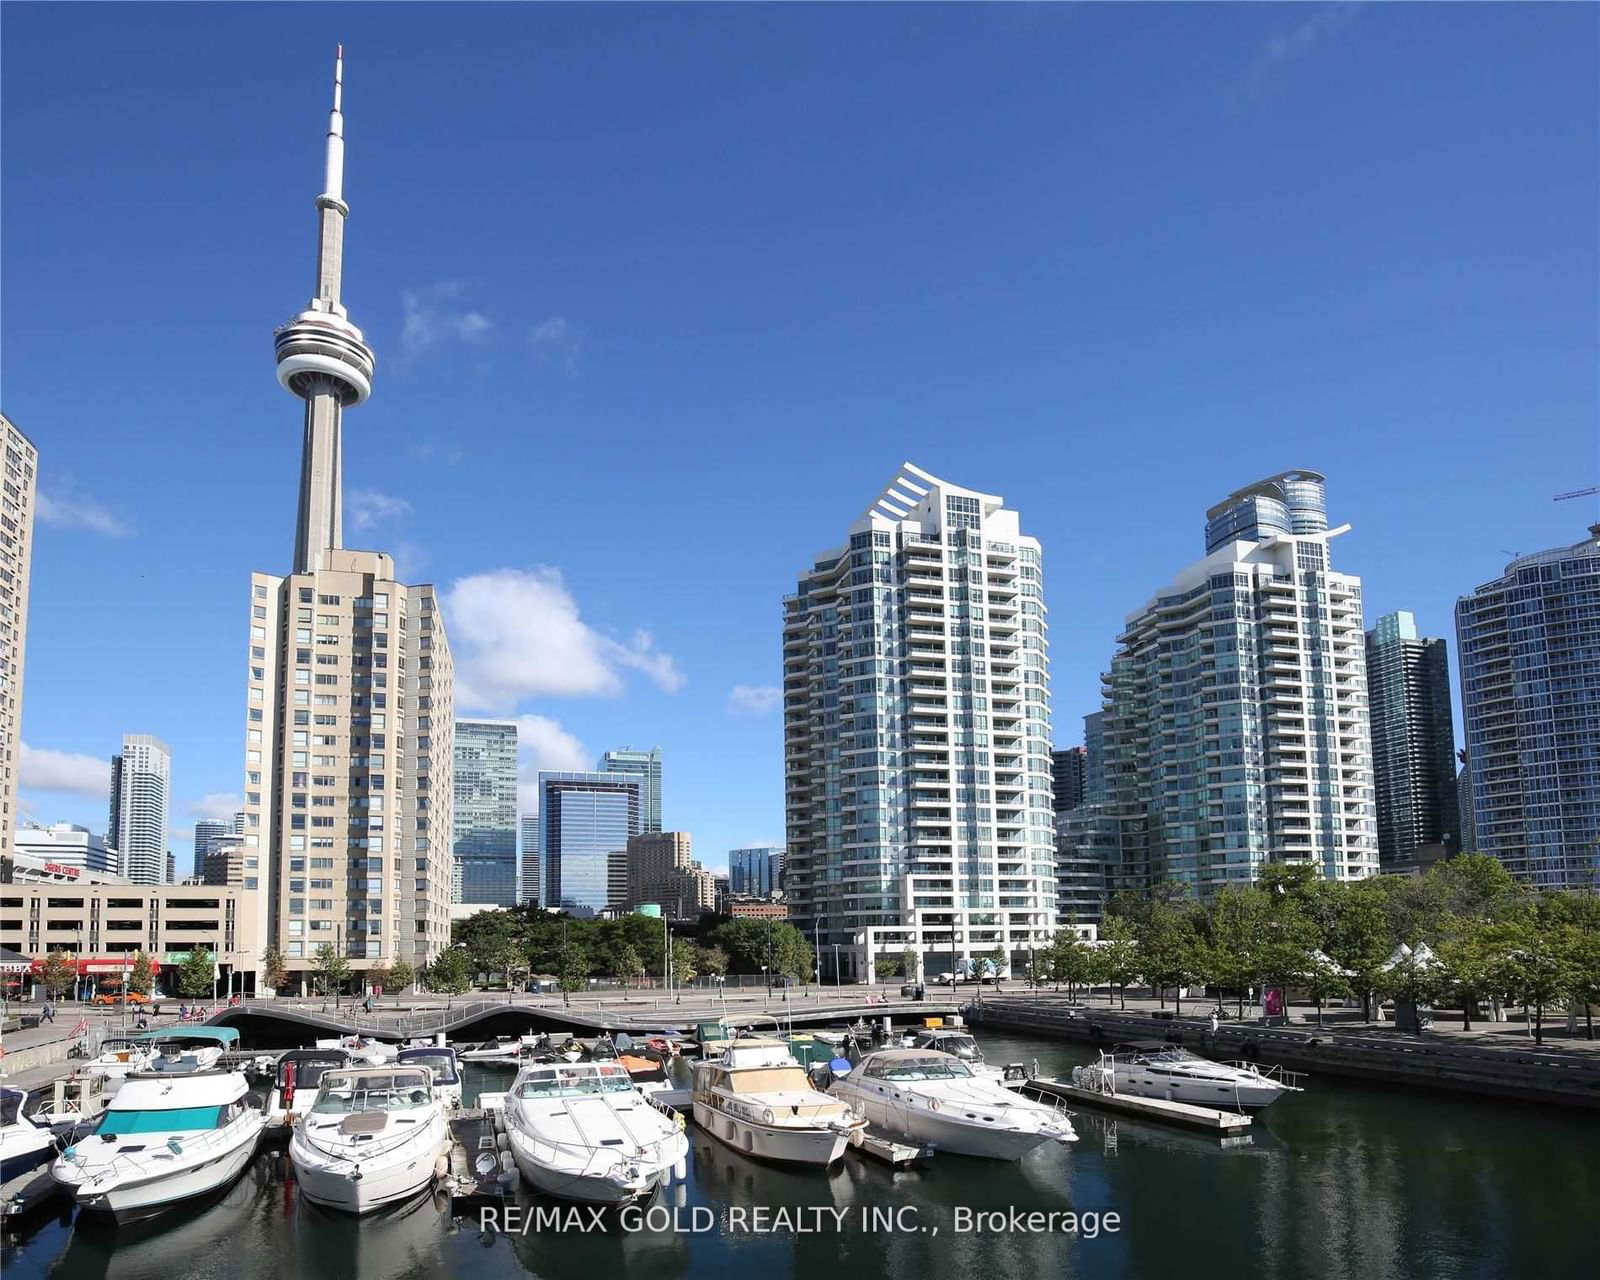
91,991,149,1006
933,972,956,986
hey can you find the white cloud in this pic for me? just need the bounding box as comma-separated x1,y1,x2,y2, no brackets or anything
531,317,569,345
347,489,412,531
19,743,112,798
1230,4,1359,112
35,489,131,537
187,793,242,822
445,568,685,713
727,684,782,716
530,315,582,372
401,281,494,357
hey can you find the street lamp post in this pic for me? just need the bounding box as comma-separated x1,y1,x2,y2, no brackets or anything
832,943,841,989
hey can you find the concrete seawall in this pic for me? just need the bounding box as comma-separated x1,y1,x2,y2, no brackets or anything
966,999,1600,1110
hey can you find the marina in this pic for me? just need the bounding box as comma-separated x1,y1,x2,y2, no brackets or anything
1,1026,1594,1279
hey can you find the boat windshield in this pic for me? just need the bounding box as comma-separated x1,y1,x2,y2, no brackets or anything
311,1073,432,1114
0,1089,22,1126
398,1052,460,1085
922,1033,979,1055
95,1105,229,1134
867,1055,974,1081
277,1056,347,1089
515,1065,634,1099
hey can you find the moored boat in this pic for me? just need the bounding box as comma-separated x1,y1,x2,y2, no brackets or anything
263,1048,352,1136
395,1046,463,1111
828,1048,1076,1160
1072,1043,1303,1110
693,1038,863,1166
50,1068,264,1221
1,1086,68,1218
288,1064,450,1214
502,1060,687,1204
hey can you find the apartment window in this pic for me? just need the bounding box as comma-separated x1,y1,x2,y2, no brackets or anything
299,588,313,603
251,626,265,642
310,899,333,911
287,920,303,934
294,691,310,706
254,584,267,599
286,942,303,957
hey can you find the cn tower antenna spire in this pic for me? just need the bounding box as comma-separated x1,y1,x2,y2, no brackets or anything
324,44,345,207
274,43,376,575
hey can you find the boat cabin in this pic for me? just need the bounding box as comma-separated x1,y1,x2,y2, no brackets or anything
308,1067,434,1118
512,1062,634,1099
395,1046,461,1086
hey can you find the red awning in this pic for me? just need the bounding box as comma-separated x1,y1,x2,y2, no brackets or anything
28,956,162,976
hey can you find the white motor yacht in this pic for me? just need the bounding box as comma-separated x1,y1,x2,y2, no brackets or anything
78,1037,156,1092
396,1046,463,1111
289,1065,450,1215
314,1035,397,1066
1072,1042,1303,1110
829,1048,1077,1160
693,1039,864,1166
2,1086,66,1218
907,1027,1006,1082
503,1060,687,1204
262,1048,351,1136
50,1068,264,1221
126,1025,243,1075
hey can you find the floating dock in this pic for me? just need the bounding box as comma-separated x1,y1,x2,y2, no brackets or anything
1023,1077,1252,1135
444,1098,517,1213
849,1124,935,1167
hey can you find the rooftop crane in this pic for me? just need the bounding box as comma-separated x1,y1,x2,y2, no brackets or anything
1554,486,1599,501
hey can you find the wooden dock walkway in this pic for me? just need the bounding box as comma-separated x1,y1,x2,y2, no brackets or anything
1022,1077,1252,1135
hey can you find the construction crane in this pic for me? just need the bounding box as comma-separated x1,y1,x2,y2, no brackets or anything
1554,486,1599,501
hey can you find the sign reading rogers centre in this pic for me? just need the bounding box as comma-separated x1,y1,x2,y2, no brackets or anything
42,862,81,878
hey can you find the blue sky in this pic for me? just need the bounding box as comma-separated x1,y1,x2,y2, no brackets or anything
4,3,1596,875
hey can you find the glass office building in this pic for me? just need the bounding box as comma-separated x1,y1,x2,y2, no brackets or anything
729,845,784,897
602,747,662,833
1364,612,1458,867
1456,526,1600,891
452,720,519,906
538,771,643,915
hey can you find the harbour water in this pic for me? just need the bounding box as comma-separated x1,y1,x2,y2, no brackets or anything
3,1034,1593,1280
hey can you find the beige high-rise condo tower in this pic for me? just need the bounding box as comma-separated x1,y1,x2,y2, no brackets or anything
242,49,455,991
0,415,35,853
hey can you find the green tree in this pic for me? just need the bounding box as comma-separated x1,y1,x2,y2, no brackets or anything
875,952,904,979
900,947,919,984
1049,934,1092,998
615,943,642,988
1136,898,1202,1015
429,947,472,1005
557,943,590,1006
308,943,350,1006
179,947,218,1001
1435,917,1507,1031
39,950,77,1001
1025,951,1052,990
1502,919,1574,1047
985,945,1007,983
1565,927,1600,1041
1099,917,1139,1009
1326,880,1393,1021
261,945,288,993
125,950,153,997
1302,952,1352,1027
696,945,729,980
497,939,530,994
384,957,415,997
668,939,695,999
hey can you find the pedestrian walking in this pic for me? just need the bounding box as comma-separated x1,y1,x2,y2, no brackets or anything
42,1000,55,1023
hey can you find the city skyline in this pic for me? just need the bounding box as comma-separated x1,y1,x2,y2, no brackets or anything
4,7,1596,876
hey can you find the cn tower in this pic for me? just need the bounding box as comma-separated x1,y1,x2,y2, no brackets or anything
273,45,376,575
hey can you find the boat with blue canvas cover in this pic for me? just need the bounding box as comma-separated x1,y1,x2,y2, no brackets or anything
50,1064,264,1222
